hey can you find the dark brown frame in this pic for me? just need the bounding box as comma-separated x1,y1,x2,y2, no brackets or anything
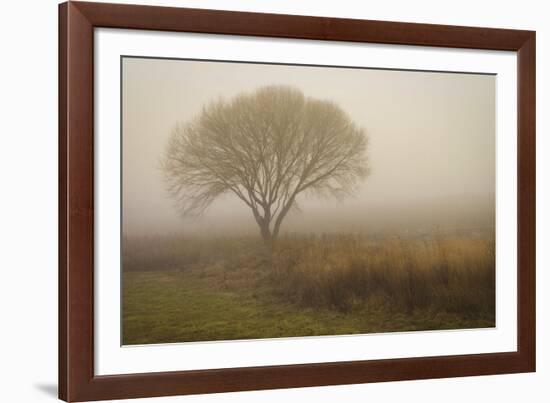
59,1,536,401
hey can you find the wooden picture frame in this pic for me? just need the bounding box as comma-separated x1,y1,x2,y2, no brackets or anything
59,1,536,401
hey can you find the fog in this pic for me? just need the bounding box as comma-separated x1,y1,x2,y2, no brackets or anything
122,57,495,237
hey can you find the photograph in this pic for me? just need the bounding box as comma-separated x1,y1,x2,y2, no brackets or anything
1,0,542,402
121,57,496,345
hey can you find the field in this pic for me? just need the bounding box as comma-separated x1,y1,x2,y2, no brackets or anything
122,231,495,345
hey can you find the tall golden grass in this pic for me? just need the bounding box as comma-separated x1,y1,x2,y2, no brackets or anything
271,234,495,315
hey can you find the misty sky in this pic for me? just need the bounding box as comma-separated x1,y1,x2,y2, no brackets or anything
122,57,495,236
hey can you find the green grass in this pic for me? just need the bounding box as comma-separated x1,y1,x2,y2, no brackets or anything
122,265,494,345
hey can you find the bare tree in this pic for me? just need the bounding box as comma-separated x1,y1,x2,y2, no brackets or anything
162,85,369,247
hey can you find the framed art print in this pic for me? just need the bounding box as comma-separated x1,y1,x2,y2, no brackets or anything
59,1,535,401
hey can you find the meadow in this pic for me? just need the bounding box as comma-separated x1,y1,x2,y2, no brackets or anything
122,230,495,345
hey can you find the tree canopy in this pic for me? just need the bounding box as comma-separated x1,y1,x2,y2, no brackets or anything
162,85,369,244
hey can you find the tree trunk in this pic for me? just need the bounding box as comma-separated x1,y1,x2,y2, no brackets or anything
259,222,274,269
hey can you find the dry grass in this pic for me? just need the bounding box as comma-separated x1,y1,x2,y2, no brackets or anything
123,232,495,316
271,234,495,315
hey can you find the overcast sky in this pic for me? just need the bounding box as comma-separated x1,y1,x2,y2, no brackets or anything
122,57,495,236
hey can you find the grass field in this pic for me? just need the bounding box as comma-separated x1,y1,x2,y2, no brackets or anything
122,232,495,345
